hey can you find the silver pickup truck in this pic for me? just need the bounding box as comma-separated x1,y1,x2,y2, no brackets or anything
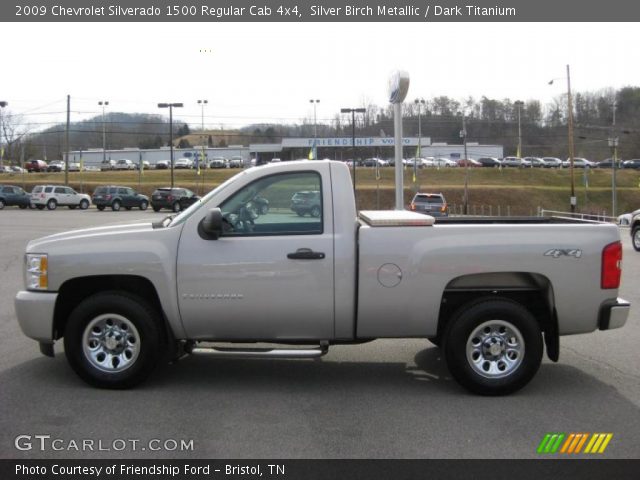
14,160,630,395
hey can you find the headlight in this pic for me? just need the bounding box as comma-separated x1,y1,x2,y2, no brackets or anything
26,254,48,290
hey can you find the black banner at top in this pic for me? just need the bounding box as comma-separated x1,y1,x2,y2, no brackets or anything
4,0,640,22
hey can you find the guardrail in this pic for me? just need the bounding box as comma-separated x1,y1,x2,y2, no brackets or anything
539,209,628,227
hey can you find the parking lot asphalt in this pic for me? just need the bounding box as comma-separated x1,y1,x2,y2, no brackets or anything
0,208,639,459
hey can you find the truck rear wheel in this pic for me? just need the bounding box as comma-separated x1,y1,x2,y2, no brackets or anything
443,298,542,395
64,292,164,389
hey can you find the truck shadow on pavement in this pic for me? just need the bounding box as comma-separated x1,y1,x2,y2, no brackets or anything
1,349,639,458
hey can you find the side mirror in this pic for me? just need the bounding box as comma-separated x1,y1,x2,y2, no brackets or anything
198,208,223,240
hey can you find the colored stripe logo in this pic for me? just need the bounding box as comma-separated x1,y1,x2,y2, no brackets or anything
537,433,613,454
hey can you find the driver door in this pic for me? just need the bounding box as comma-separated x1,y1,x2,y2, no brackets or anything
176,170,334,341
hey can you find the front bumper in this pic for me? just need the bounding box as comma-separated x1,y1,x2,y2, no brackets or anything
598,297,630,330
14,290,57,343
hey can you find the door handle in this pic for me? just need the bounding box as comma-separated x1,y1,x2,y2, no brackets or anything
287,248,325,260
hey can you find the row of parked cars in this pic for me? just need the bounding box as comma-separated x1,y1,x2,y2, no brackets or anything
0,183,200,212
353,156,640,169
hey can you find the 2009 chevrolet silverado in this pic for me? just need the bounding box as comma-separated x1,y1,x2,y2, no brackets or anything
15,160,630,395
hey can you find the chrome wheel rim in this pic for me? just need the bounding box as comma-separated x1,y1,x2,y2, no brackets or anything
634,230,640,250
466,320,524,379
82,314,140,373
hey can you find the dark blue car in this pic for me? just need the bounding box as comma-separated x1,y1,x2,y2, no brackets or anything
0,185,31,209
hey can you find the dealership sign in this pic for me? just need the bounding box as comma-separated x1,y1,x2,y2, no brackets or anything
282,137,431,148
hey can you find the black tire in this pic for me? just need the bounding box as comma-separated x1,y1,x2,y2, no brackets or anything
310,205,321,218
172,202,181,213
79,199,89,210
152,205,161,212
111,200,121,212
36,204,45,210
632,226,640,252
140,201,148,211
0,199,5,210
443,298,543,396
47,199,57,210
97,205,105,211
63,292,165,389
259,204,269,215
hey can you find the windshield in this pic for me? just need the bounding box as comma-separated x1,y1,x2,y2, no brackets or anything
166,169,250,227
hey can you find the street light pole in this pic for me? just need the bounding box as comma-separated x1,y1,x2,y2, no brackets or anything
609,99,618,217
549,65,576,213
461,112,469,215
340,107,366,202
310,99,320,159
514,100,524,158
197,99,208,194
0,101,7,169
158,102,184,189
98,101,109,164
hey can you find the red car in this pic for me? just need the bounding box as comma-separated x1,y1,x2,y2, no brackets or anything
25,160,48,172
457,158,481,167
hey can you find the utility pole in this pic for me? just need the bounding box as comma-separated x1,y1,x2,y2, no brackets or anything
514,100,524,158
566,65,576,213
461,113,469,215
340,107,366,204
98,101,109,163
609,99,618,217
65,95,70,186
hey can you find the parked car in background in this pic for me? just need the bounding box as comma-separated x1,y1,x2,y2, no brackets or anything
155,160,170,170
11,166,26,174
229,156,244,168
25,160,48,172
523,157,545,168
432,157,458,168
67,162,81,172
47,161,65,172
622,159,640,169
174,158,194,169
501,157,527,168
562,157,596,168
630,210,640,251
477,157,502,168
542,157,563,168
115,159,136,170
363,157,390,167
30,185,90,210
151,187,199,212
1,166,12,174
0,185,30,209
209,157,228,169
410,192,448,217
92,186,149,212
100,160,116,171
457,158,481,167
597,158,617,168
291,190,321,217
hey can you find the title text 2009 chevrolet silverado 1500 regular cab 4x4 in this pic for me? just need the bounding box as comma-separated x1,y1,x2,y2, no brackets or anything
15,161,630,395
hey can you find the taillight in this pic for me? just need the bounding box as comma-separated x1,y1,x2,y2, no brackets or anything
441,203,447,212
168,195,173,201
601,241,622,289
410,203,416,211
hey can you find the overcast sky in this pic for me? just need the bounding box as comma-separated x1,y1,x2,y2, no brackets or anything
2,22,635,132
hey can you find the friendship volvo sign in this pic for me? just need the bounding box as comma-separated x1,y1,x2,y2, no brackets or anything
282,137,430,148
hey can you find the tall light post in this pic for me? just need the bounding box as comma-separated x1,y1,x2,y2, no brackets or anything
340,107,366,201
98,100,109,163
414,98,425,189
514,100,524,158
609,99,618,217
461,112,469,215
197,99,208,193
0,101,7,169
310,99,320,160
549,64,576,213
158,102,184,189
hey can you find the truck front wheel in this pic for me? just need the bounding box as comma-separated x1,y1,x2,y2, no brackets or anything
632,226,640,252
443,298,543,395
64,292,164,389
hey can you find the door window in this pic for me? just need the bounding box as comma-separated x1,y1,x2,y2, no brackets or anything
219,172,322,236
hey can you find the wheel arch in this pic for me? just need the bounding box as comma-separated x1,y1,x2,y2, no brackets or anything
53,275,174,351
437,272,558,361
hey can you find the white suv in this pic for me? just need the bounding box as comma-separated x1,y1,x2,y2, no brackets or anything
31,185,91,210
